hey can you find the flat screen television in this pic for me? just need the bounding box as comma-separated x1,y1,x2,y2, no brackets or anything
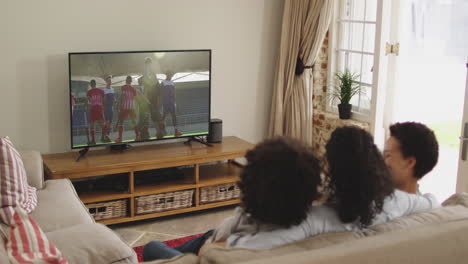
69,49,211,149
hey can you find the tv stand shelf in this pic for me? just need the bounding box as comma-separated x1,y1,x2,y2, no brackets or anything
42,136,253,225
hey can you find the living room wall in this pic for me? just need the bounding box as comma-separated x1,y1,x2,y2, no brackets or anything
0,0,284,153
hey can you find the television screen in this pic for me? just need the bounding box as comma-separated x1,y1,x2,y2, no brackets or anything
69,50,211,149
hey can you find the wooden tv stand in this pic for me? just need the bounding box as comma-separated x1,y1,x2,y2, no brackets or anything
42,136,253,225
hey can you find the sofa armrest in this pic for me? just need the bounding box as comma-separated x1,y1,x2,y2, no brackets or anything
442,192,468,208
46,223,138,264
20,151,45,190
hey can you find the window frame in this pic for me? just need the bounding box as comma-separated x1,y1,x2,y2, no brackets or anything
326,0,378,123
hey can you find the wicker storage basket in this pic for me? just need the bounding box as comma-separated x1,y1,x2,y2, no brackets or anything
135,189,194,215
200,182,240,204
86,199,128,220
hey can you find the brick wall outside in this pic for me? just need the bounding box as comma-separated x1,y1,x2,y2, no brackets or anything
311,34,370,157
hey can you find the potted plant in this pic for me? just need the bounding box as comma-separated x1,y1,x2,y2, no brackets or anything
330,69,361,119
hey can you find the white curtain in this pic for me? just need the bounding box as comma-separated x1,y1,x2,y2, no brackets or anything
269,0,334,144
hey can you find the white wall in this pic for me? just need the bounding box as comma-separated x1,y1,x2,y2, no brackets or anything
0,0,284,153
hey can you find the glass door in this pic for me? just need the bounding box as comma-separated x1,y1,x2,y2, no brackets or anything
385,0,468,201
456,63,468,193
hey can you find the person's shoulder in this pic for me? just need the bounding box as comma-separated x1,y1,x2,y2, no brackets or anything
88,88,101,94
389,189,440,210
421,192,440,207
310,204,336,214
302,204,348,234
230,206,244,216
106,87,115,94
392,189,437,202
386,189,412,204
391,189,405,198
161,80,175,86
306,204,339,222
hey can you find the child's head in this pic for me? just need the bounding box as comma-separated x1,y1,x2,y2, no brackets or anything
144,58,154,74
385,122,439,188
90,79,96,88
105,76,112,86
325,126,394,227
126,76,132,84
238,137,321,228
144,57,152,65
165,71,174,80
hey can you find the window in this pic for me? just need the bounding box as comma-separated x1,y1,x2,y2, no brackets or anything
328,0,378,120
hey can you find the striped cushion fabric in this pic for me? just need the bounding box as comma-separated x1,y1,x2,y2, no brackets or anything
0,206,68,264
0,137,37,213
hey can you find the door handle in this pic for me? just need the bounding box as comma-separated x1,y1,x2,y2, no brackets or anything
461,123,468,161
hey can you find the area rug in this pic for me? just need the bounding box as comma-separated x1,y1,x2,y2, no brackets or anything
133,233,203,262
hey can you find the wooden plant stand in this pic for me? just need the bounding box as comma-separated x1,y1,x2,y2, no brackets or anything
42,136,253,225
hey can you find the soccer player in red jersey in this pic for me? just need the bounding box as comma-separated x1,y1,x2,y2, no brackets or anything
115,76,139,142
86,79,110,144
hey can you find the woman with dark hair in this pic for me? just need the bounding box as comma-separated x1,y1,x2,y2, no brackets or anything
143,137,323,261
325,126,394,226
227,126,439,250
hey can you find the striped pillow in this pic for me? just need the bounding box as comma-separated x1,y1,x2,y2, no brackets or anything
0,137,37,213
0,206,68,264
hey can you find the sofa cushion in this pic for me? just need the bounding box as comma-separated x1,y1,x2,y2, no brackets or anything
0,137,37,213
238,220,468,264
20,150,45,190
30,179,94,232
46,223,137,264
201,231,363,264
0,206,67,264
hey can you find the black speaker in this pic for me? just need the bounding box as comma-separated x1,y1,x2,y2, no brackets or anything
208,118,222,143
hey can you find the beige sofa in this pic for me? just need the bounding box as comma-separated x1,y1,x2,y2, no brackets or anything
144,194,468,264
3,151,467,264
0,151,138,264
